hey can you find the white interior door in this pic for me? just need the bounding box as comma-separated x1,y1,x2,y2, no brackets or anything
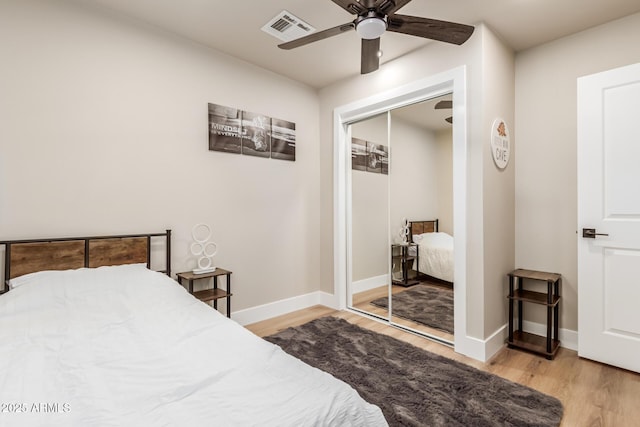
578,62,640,373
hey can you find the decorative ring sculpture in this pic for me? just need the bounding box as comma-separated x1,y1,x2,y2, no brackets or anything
190,223,217,274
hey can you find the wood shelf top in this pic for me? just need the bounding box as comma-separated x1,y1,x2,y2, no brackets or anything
509,330,560,358
392,279,420,286
176,268,232,280
508,289,560,306
392,255,416,260
509,268,561,283
192,288,231,302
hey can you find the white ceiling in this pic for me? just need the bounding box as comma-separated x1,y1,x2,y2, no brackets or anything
79,0,640,89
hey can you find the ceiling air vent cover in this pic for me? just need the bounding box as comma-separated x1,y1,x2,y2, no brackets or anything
262,10,316,42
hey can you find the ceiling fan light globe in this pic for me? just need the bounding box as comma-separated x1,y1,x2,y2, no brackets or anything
356,17,386,39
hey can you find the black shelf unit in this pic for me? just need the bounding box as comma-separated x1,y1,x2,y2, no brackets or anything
391,243,420,286
507,268,561,359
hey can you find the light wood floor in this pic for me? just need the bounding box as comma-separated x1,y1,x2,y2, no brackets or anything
246,306,640,427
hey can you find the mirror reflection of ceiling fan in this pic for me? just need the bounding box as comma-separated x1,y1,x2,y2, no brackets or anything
435,99,453,124
278,0,475,74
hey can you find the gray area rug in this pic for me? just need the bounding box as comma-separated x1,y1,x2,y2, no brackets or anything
266,317,563,427
370,284,454,334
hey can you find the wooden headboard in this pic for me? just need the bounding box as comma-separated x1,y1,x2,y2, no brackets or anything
1,230,171,292
409,220,439,241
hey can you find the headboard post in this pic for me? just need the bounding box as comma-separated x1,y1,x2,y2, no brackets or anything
166,229,172,277
146,235,152,270
84,240,90,267
3,243,10,293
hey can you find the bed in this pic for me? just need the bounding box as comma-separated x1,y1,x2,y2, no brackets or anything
0,231,386,426
409,220,454,284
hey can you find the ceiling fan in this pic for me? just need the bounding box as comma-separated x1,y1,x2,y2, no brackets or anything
278,0,475,74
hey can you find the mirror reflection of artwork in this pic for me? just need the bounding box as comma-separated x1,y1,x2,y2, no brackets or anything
351,138,367,171
271,118,296,161
380,145,389,175
242,111,271,158
208,103,243,154
367,142,388,174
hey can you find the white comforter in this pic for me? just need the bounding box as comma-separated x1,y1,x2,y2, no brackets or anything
0,265,387,427
415,232,454,283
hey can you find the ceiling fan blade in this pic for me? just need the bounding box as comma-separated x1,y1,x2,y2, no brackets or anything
377,0,412,15
278,23,355,50
387,14,474,45
331,0,366,15
435,100,453,109
361,37,380,74
445,116,453,124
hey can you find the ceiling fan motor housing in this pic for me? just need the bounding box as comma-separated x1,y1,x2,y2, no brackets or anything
355,11,388,39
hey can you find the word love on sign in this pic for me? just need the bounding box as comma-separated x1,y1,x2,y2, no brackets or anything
491,118,511,170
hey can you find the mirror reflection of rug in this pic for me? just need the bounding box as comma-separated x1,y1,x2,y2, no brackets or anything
266,317,563,427
370,284,453,333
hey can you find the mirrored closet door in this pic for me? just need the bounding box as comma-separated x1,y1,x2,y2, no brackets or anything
347,94,455,345
349,112,390,320
388,97,454,343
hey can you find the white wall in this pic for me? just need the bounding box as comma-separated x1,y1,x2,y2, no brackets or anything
435,128,454,235
0,0,321,313
389,117,445,237
481,28,516,338
515,12,640,331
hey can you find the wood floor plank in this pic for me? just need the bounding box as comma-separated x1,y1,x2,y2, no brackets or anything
245,306,640,426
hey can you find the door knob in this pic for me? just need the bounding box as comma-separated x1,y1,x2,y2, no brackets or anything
582,228,609,238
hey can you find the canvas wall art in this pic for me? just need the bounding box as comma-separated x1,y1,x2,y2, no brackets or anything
208,104,242,154
271,118,296,161
208,103,296,161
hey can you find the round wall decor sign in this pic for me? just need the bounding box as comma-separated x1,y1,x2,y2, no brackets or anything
491,118,510,170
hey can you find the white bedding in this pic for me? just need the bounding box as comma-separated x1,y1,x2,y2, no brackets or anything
413,232,454,283
0,265,387,427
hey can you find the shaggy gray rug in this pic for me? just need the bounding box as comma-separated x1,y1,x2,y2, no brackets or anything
266,317,563,427
370,284,454,333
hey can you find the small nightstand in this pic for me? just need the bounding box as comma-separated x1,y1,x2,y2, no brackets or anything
391,243,420,286
176,269,232,317
507,269,561,359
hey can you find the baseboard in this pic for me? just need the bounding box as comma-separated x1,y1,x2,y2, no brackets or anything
456,324,508,362
231,292,578,358
351,274,387,294
456,320,579,362
522,320,578,351
231,291,337,326
484,324,509,360
465,321,578,361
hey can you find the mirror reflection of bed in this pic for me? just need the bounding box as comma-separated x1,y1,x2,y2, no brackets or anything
352,220,454,342
392,220,453,341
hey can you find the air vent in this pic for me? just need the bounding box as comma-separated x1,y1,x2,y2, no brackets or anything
261,10,316,42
